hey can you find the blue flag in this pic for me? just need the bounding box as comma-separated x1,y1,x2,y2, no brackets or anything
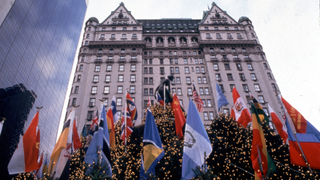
111,95,118,124
181,100,212,180
140,110,164,179
84,104,112,176
216,82,229,111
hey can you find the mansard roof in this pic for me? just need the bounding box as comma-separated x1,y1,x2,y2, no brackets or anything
137,19,201,33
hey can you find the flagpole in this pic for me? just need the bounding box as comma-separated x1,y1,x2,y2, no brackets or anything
276,93,313,175
256,145,264,180
125,101,127,153
163,85,166,111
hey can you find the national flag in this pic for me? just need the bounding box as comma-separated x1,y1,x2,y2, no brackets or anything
107,107,116,150
156,92,164,105
268,105,288,143
282,97,320,169
72,119,82,150
111,95,118,124
84,104,112,176
281,97,307,133
170,94,186,139
53,109,77,178
126,91,138,121
231,108,235,119
121,106,133,143
215,82,229,112
8,111,40,174
140,110,165,179
250,103,276,179
192,83,204,113
147,96,151,107
181,100,212,180
252,96,269,124
85,110,99,149
232,87,252,128
35,152,43,177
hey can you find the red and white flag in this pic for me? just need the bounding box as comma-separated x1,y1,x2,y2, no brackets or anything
232,87,251,128
8,111,40,174
192,83,204,112
268,105,288,143
147,97,151,107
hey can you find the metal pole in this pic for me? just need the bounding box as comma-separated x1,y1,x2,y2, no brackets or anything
163,85,166,111
125,101,127,153
225,158,254,176
277,93,313,175
256,145,264,180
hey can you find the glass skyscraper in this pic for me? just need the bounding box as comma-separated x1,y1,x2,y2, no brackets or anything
0,0,87,177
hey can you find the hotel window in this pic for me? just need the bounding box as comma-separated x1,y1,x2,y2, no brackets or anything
133,27,137,30
79,65,83,71
131,64,136,71
198,77,202,83
224,63,231,70
130,75,136,82
74,86,79,94
263,108,269,116
130,86,135,94
122,34,126,38
160,67,165,74
205,27,209,30
195,59,198,64
219,84,224,92
214,27,218,30
160,59,164,64
98,49,103,53
170,59,173,64
83,48,87,52
100,34,105,38
144,59,148,64
196,67,200,73
170,67,174,74
149,67,153,74
193,51,197,55
144,88,148,95
206,33,211,38
258,95,265,104
235,27,239,30
220,48,225,52
186,77,191,84
91,86,97,94
111,34,115,38
109,49,114,53
215,73,221,81
144,78,148,84
199,59,203,64
207,99,212,107
216,33,222,38
237,33,242,38
116,98,122,106
175,67,179,74
251,73,257,81
89,98,96,107
184,59,188,64
271,83,277,91
105,75,111,82
176,77,181,84
77,75,81,82
236,63,242,71
118,75,124,82
223,108,229,114
183,51,186,55
209,112,214,120
71,98,77,106
247,63,253,71
227,73,233,81
232,48,236,52
86,34,89,38
103,98,108,106
227,33,232,38
87,111,93,120
80,56,84,62
144,67,148,74
123,27,127,31
174,59,178,64
267,73,273,80
106,65,112,72
149,59,153,64
242,84,249,92
179,99,183,106
172,88,176,94
93,75,99,83
225,27,229,30
204,112,208,120
201,67,205,73
177,88,182,95
210,48,214,52
254,84,261,92
199,88,204,95
149,77,153,84
119,65,124,71
203,77,207,83
149,88,154,96
203,100,206,107
213,64,219,71
239,73,246,81
117,86,123,93
88,27,91,31
230,84,235,91
263,63,269,69
104,86,110,94
187,88,192,96
205,87,209,95
185,67,190,73
112,27,116,31
251,33,255,38
94,65,100,72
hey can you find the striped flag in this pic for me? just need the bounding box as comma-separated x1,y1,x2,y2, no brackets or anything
121,106,133,143
192,83,204,113
232,87,252,128
111,95,118,124
156,92,164,105
126,91,138,121
268,105,288,143
106,107,116,150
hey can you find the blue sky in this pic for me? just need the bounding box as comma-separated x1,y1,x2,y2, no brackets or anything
78,0,320,130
